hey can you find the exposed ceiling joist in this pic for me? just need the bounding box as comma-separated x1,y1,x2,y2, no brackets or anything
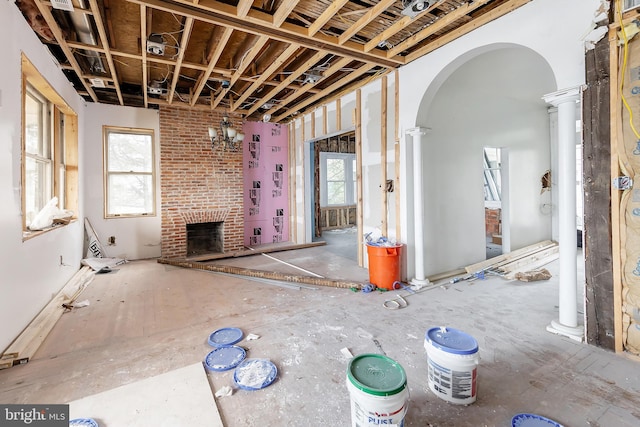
405,0,533,62
274,63,378,122
264,56,353,118
212,35,269,109
190,26,233,106
338,0,396,45
272,0,301,27
232,43,300,111
32,0,98,101
126,0,402,68
244,50,328,117
167,16,195,103
88,0,124,105
308,0,349,37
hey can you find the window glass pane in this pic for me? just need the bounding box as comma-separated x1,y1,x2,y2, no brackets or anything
25,93,43,155
328,182,345,205
25,157,51,225
108,174,153,215
327,158,345,181
108,132,153,172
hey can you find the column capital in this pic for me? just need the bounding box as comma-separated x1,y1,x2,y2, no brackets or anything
542,85,584,106
406,127,432,137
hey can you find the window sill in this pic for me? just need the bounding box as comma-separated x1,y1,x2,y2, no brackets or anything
22,218,77,241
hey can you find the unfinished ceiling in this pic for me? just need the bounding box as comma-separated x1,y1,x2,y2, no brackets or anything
16,0,531,122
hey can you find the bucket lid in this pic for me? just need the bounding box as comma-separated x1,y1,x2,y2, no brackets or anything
204,345,247,372
69,419,99,427
347,353,407,396
511,413,562,427
234,358,278,390
426,327,478,355
208,327,243,347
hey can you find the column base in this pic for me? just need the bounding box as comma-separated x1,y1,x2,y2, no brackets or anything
410,277,431,288
546,320,584,342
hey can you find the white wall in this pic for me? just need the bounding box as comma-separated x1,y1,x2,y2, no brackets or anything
0,0,86,351
83,104,161,260
422,47,555,273
398,0,600,277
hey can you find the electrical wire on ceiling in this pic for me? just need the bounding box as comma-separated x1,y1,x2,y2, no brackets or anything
617,0,640,148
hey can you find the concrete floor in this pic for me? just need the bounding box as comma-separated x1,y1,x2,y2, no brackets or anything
1,238,640,426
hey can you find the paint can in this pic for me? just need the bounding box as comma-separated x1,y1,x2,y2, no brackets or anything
346,353,409,427
424,326,479,405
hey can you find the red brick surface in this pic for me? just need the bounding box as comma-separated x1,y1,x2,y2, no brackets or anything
159,106,245,258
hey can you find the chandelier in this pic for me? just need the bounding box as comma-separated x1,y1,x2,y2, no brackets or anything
208,116,245,152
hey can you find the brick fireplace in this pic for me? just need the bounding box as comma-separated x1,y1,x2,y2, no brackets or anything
159,106,245,259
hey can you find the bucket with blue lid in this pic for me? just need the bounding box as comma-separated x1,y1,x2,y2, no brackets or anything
424,326,479,405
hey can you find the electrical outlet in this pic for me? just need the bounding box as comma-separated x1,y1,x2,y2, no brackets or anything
108,236,116,245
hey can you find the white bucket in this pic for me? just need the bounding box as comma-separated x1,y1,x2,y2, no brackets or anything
346,353,409,427
424,327,479,405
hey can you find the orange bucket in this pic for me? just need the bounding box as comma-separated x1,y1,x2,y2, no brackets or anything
366,244,402,290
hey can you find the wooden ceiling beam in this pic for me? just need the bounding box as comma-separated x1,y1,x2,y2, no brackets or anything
308,0,349,37
126,0,403,67
236,0,253,17
264,56,351,118
338,0,396,45
405,0,533,63
190,26,233,106
364,15,412,53
32,0,98,102
272,0,300,27
232,43,299,111
244,50,327,116
273,63,378,122
386,0,492,57
88,0,124,105
212,35,269,109
167,16,195,103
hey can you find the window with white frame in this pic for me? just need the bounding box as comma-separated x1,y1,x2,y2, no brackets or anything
104,127,156,217
22,53,78,237
320,152,356,207
24,84,53,227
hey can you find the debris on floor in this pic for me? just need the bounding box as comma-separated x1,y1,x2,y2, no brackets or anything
514,268,552,282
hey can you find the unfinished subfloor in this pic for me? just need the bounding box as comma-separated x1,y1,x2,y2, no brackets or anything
1,240,639,426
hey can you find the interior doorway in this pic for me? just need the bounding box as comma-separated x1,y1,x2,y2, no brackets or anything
484,147,502,259
310,131,358,261
483,147,510,259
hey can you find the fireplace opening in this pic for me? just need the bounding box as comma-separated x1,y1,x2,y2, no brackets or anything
187,222,224,256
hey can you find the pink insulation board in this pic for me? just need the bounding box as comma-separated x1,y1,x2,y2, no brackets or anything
243,121,289,246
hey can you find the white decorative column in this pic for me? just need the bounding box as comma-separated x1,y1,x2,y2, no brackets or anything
406,127,431,286
543,86,584,342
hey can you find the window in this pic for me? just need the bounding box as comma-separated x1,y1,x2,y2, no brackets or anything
104,127,156,217
320,153,356,207
22,54,78,236
24,85,53,226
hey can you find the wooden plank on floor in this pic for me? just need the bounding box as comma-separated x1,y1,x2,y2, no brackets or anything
158,258,364,290
183,241,327,262
1,266,94,368
464,240,555,274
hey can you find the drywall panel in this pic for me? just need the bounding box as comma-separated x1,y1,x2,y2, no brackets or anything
83,104,161,260
243,121,289,246
0,1,86,351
